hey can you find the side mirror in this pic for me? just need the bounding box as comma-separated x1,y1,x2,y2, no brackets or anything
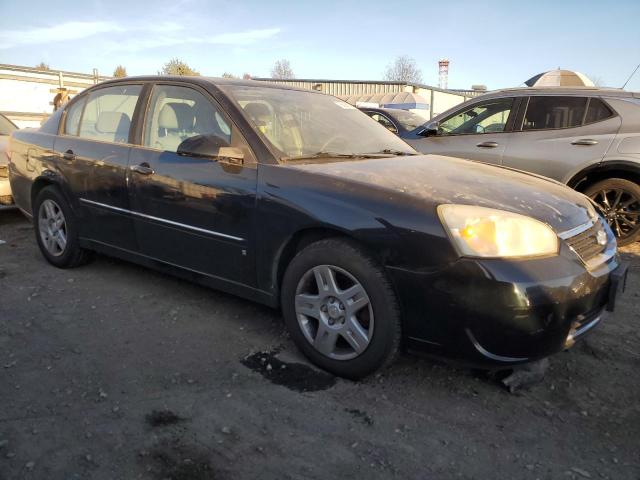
419,121,439,137
177,135,244,165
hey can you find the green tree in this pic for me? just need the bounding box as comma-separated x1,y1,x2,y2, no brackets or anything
35,61,50,71
113,65,127,78
160,58,200,76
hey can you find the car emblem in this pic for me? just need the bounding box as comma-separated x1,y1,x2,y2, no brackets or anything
596,229,607,246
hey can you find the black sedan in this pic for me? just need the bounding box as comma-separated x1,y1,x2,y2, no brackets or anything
359,107,428,139
8,76,627,379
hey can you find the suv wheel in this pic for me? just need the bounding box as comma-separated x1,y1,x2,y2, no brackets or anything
584,178,640,246
281,238,401,379
33,186,93,268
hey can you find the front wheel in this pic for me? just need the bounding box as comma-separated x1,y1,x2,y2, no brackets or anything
584,178,640,246
281,238,401,379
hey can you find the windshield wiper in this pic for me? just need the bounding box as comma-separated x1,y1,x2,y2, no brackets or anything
282,151,371,161
365,149,418,156
283,150,417,162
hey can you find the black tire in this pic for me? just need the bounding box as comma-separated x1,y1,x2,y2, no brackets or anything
281,238,401,379
584,178,640,246
33,185,93,268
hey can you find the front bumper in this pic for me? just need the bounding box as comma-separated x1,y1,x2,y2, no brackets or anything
388,243,626,368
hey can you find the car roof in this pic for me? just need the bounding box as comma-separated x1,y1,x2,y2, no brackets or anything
473,86,640,100
92,75,321,94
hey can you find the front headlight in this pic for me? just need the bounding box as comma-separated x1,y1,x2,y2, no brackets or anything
438,204,559,258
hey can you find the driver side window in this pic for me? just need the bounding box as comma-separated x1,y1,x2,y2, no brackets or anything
438,98,514,136
143,85,232,153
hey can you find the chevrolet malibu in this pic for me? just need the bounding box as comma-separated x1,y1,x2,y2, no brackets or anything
8,77,628,379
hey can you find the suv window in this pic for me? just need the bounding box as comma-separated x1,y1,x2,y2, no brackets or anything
438,98,514,135
78,85,142,143
368,113,398,134
584,98,614,124
522,96,587,130
143,84,232,153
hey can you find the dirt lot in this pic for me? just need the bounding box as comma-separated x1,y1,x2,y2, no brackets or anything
1,209,639,480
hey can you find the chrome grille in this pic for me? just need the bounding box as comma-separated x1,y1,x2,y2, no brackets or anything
565,220,607,262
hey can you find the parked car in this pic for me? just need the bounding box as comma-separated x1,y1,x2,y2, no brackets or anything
406,87,640,245
8,77,627,378
0,113,18,205
359,107,427,140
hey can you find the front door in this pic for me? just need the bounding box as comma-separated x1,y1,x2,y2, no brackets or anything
502,96,621,182
127,83,258,285
54,84,143,250
406,97,517,165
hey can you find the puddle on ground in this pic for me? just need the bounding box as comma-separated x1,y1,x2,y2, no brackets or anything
146,410,186,427
241,350,336,392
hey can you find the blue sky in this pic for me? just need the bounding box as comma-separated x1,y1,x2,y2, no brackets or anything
1,0,639,90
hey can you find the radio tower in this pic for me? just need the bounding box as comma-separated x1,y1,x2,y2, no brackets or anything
438,59,450,90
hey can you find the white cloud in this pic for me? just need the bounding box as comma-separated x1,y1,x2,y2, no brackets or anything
1,20,281,52
0,21,122,49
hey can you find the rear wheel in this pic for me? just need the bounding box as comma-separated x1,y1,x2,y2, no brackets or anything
33,186,93,268
281,238,401,379
584,178,640,246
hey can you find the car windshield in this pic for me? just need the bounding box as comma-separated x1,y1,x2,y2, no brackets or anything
222,85,416,160
391,110,426,131
0,114,17,136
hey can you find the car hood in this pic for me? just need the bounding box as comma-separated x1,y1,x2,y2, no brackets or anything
286,154,595,233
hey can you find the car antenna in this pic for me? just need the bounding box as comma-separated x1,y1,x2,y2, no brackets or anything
621,62,640,89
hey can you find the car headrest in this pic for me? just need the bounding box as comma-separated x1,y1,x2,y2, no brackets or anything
243,102,271,126
165,102,194,131
158,104,179,130
96,112,131,135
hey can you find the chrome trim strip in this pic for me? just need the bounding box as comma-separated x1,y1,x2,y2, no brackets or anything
573,314,602,338
465,329,529,363
79,198,244,242
557,219,595,240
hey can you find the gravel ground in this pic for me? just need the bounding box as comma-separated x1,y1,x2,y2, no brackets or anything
1,209,639,480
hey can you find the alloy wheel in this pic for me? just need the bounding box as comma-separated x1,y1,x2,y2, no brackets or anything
294,265,374,360
589,188,640,241
38,199,67,257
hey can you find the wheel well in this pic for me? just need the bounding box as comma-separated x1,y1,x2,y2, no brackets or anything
571,167,640,193
30,178,55,213
275,228,352,292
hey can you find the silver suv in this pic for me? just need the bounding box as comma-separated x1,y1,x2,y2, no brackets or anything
406,87,640,245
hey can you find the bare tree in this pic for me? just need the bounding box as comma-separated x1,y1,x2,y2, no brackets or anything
384,55,423,83
113,65,127,78
242,73,252,80
271,59,294,79
35,61,50,71
221,72,236,79
160,58,200,76
587,74,605,87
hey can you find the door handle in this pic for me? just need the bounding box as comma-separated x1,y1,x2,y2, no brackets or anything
476,141,499,148
62,149,77,161
571,139,599,146
130,163,155,175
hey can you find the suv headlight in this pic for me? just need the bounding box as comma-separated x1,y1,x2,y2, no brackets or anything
438,204,559,258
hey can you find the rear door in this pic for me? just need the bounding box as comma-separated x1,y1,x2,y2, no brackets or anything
502,95,621,182
54,84,143,250
127,83,258,284
406,97,517,164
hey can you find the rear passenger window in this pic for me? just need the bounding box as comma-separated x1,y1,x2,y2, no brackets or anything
64,97,85,135
78,85,142,143
523,96,587,130
584,98,613,124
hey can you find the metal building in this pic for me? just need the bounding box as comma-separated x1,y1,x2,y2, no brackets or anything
252,78,479,119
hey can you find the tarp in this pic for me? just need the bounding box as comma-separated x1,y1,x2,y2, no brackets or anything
340,91,429,110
